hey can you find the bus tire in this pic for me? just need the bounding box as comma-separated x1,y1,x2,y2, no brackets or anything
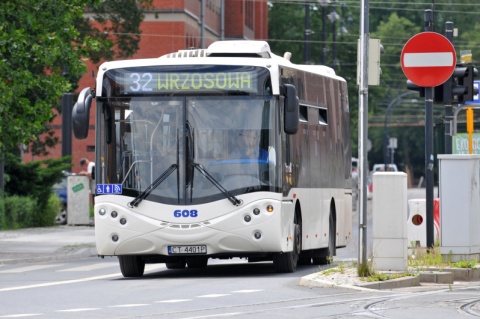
312,211,336,265
186,257,208,268
166,260,186,269
119,255,145,277
273,215,300,273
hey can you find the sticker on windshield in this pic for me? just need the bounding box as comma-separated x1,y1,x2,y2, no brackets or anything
97,184,122,194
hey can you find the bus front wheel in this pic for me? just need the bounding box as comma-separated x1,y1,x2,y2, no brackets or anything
119,256,145,277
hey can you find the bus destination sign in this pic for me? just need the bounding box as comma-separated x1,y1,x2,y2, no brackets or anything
112,66,262,95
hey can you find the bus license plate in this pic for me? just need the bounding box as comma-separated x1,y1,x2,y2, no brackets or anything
168,245,207,255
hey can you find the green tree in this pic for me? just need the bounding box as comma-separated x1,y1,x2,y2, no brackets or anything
0,0,97,153
368,13,426,178
0,0,153,157
283,1,480,181
84,0,154,63
0,0,152,216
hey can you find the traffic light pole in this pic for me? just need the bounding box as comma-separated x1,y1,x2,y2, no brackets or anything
444,21,454,154
425,10,435,249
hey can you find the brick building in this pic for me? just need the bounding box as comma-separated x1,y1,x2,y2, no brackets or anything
28,0,268,174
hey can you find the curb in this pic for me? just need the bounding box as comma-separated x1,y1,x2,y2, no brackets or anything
425,267,480,281
358,276,420,290
419,271,454,284
298,273,380,291
299,271,420,291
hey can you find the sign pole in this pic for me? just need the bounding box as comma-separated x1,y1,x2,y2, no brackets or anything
401,12,456,250
424,9,435,249
358,0,369,271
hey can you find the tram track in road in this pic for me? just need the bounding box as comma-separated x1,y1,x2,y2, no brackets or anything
459,299,480,317
359,286,480,319
112,293,399,319
107,287,480,319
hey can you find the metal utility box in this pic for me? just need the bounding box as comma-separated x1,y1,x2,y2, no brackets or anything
438,155,480,261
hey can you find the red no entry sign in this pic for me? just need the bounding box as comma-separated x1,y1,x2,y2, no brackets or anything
401,32,456,87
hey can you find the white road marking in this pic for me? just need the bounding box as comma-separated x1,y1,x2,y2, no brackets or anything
56,308,100,312
0,315,42,318
155,299,193,303
108,304,150,308
197,294,230,298
182,313,243,319
0,264,63,274
0,264,165,292
232,289,263,293
56,262,118,272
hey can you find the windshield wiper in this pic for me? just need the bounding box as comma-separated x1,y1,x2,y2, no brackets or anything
192,163,242,206
128,164,178,207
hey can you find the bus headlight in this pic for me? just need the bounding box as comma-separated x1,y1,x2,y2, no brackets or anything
99,208,106,216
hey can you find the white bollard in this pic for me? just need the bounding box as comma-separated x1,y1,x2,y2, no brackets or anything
372,172,408,272
407,199,441,248
407,199,427,248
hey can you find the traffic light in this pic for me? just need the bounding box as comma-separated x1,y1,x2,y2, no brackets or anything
406,79,441,100
406,80,425,97
409,66,479,104
451,65,478,103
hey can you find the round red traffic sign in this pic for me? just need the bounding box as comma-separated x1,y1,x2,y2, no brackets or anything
401,32,456,87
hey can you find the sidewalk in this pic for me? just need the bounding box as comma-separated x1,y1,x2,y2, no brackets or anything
0,225,97,264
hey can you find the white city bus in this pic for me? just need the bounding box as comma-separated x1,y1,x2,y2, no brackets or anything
73,41,352,277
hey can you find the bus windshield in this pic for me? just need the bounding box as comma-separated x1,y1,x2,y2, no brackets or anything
100,95,281,205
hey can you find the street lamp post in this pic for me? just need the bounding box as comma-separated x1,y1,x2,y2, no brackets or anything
318,0,331,65
383,91,418,166
304,2,311,64
328,7,339,70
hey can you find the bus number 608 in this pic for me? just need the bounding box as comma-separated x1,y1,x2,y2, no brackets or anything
174,210,198,218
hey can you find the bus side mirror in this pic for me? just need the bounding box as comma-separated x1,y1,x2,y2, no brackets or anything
72,87,93,139
284,84,299,135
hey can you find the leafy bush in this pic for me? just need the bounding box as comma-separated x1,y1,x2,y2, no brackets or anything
3,156,71,228
32,194,61,227
6,157,70,203
0,194,61,229
0,195,37,229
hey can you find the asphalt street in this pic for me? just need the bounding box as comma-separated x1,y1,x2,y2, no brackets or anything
0,187,478,292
